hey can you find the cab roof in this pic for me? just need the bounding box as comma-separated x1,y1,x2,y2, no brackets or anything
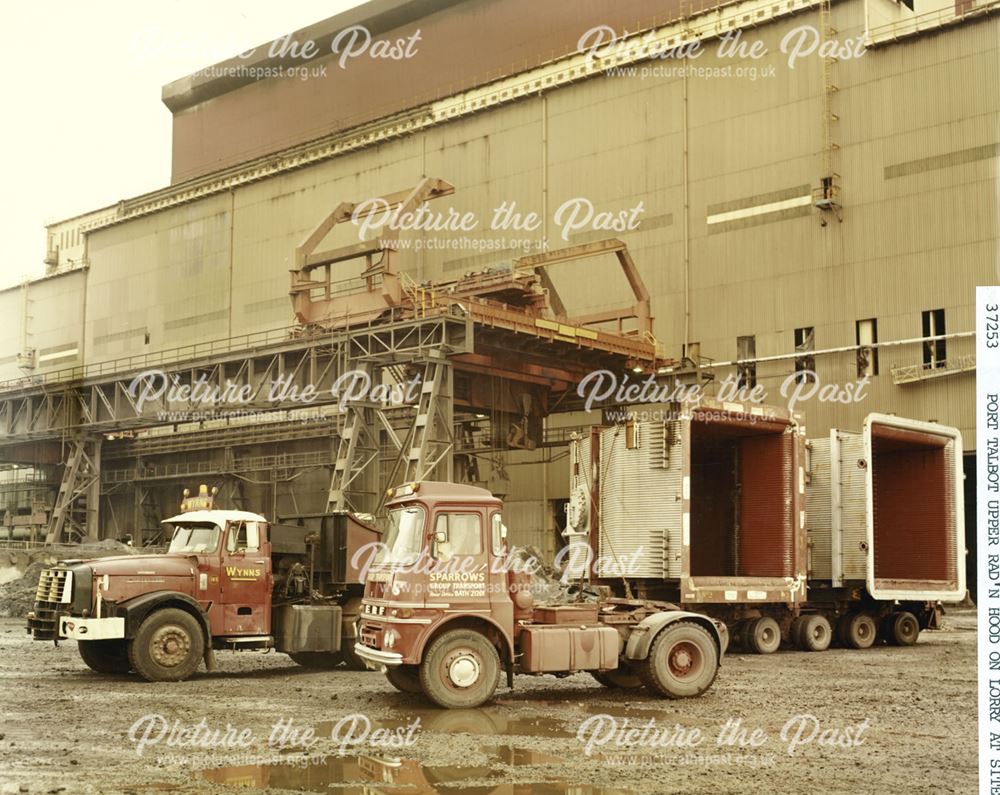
388,481,501,505
162,510,268,525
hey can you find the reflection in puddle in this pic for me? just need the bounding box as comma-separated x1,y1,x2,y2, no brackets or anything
315,709,572,739
200,752,631,794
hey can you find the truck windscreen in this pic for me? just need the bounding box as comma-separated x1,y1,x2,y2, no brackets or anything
376,506,425,565
167,522,222,554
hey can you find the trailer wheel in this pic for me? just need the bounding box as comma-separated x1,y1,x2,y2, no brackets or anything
128,608,204,682
419,629,501,709
730,620,751,650
639,621,719,699
888,612,920,646
746,617,781,654
288,652,342,669
591,665,643,689
798,615,832,652
385,664,423,694
840,612,877,649
790,616,807,648
78,639,131,674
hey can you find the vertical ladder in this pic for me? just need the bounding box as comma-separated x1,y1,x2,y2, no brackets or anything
818,0,841,196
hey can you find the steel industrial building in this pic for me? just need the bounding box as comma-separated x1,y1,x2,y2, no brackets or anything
0,0,995,564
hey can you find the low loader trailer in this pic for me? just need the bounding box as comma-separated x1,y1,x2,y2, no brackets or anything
566,401,966,655
26,486,378,681
352,481,728,709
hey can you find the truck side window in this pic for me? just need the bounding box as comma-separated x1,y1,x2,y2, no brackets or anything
433,513,482,559
490,513,507,556
227,521,260,553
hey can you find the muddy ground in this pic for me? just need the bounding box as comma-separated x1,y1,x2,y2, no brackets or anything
0,609,977,795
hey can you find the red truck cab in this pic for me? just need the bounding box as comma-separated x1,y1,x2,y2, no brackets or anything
28,485,375,681
355,481,726,708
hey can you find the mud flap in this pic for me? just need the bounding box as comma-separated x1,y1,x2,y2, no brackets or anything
204,646,217,672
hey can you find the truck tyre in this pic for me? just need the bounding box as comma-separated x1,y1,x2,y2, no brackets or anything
746,616,781,654
78,639,131,674
790,616,808,648
639,621,718,699
128,608,205,682
591,664,643,689
339,643,369,671
841,612,877,649
888,611,920,646
418,629,501,709
385,664,424,694
730,620,750,650
289,652,342,669
798,615,832,652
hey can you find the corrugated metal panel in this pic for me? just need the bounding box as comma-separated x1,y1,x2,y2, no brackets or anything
503,499,549,556
168,0,702,183
737,432,795,577
597,422,680,579
837,431,868,581
806,437,833,580
0,287,24,382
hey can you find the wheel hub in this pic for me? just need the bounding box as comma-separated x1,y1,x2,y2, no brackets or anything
668,641,700,678
150,625,191,668
446,652,481,688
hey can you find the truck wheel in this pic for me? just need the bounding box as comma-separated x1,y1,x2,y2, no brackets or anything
386,664,423,694
888,611,920,646
639,622,718,699
841,612,876,649
418,629,501,709
339,643,369,671
289,652,342,669
798,615,832,652
128,608,204,682
747,617,781,654
790,616,808,648
730,620,750,650
78,639,131,674
591,665,643,689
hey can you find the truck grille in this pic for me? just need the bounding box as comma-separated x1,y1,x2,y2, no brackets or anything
359,621,382,649
35,569,73,604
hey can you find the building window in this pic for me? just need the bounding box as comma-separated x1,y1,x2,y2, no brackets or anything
794,327,816,384
736,335,756,389
922,309,946,369
856,319,878,377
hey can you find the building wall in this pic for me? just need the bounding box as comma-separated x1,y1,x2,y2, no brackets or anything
4,0,996,540
0,270,87,383
166,0,706,183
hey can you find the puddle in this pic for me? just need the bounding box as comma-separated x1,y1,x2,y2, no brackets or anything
316,709,573,739
199,753,632,794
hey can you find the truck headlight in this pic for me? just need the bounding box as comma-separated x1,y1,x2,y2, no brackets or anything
383,629,398,649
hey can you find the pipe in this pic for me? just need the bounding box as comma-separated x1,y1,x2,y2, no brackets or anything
682,70,691,356
703,331,975,369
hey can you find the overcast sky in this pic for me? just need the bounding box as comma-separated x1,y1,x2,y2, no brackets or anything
0,1,363,291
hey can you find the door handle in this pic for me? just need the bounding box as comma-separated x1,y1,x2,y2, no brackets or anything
254,560,266,564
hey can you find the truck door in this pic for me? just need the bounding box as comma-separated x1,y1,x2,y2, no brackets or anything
220,520,271,635
428,511,489,607
488,511,514,629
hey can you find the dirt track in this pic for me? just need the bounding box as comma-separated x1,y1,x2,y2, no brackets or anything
0,609,977,795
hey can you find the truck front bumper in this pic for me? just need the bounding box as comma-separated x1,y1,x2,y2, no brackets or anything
353,642,404,668
59,616,125,641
